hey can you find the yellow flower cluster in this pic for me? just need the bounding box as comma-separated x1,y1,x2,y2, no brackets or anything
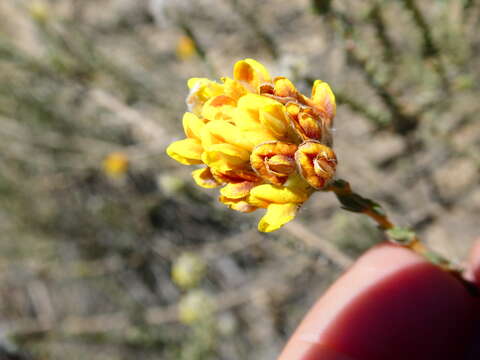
167,59,337,232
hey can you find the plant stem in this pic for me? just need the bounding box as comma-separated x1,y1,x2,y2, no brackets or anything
326,179,462,275
363,208,393,230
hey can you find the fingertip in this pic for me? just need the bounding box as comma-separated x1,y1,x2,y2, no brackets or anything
278,243,476,360
278,341,356,360
466,239,480,286
278,243,423,360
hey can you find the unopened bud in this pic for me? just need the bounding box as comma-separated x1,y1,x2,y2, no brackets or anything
295,140,337,189
251,141,297,186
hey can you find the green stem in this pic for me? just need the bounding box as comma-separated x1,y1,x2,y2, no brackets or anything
327,179,463,275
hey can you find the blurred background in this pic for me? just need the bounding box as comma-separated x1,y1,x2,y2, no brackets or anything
0,0,479,359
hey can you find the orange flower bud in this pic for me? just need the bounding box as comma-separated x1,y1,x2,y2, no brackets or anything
295,140,337,189
250,141,297,186
259,83,275,95
285,103,332,145
273,77,299,99
267,154,296,174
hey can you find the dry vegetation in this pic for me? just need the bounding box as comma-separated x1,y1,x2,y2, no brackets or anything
0,0,479,359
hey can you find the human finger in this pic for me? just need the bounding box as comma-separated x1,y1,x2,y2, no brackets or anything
278,243,478,360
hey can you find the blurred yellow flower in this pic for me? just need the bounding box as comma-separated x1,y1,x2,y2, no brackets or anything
171,252,206,289
167,59,337,232
28,0,49,23
178,290,215,325
176,35,197,60
103,152,129,178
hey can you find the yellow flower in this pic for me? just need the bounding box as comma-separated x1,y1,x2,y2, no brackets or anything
167,59,337,232
178,290,215,325
103,152,129,178
28,1,49,23
176,35,197,60
171,252,207,290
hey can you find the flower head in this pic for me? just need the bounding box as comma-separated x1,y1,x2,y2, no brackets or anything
167,59,337,232
103,152,129,178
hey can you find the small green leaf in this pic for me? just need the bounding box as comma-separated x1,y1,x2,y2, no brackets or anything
335,192,384,214
337,194,364,212
386,227,416,245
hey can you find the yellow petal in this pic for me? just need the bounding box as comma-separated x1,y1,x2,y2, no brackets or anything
246,194,270,208
285,102,301,117
249,184,308,204
221,77,248,101
259,103,290,138
166,139,204,165
258,203,298,232
220,181,255,199
243,59,271,80
237,94,281,122
233,108,265,131
274,77,299,98
192,167,220,188
233,59,271,90
204,119,275,151
202,143,250,172
205,121,255,151
310,80,336,120
201,95,237,121
297,112,322,140
268,154,297,174
283,172,311,192
230,201,257,213
187,77,206,89
211,168,260,184
186,78,224,115
199,126,222,149
183,112,205,140
219,196,257,213
241,129,276,147
206,143,250,161
187,78,223,95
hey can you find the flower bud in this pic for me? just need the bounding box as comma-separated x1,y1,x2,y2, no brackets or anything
251,141,297,185
295,140,337,189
